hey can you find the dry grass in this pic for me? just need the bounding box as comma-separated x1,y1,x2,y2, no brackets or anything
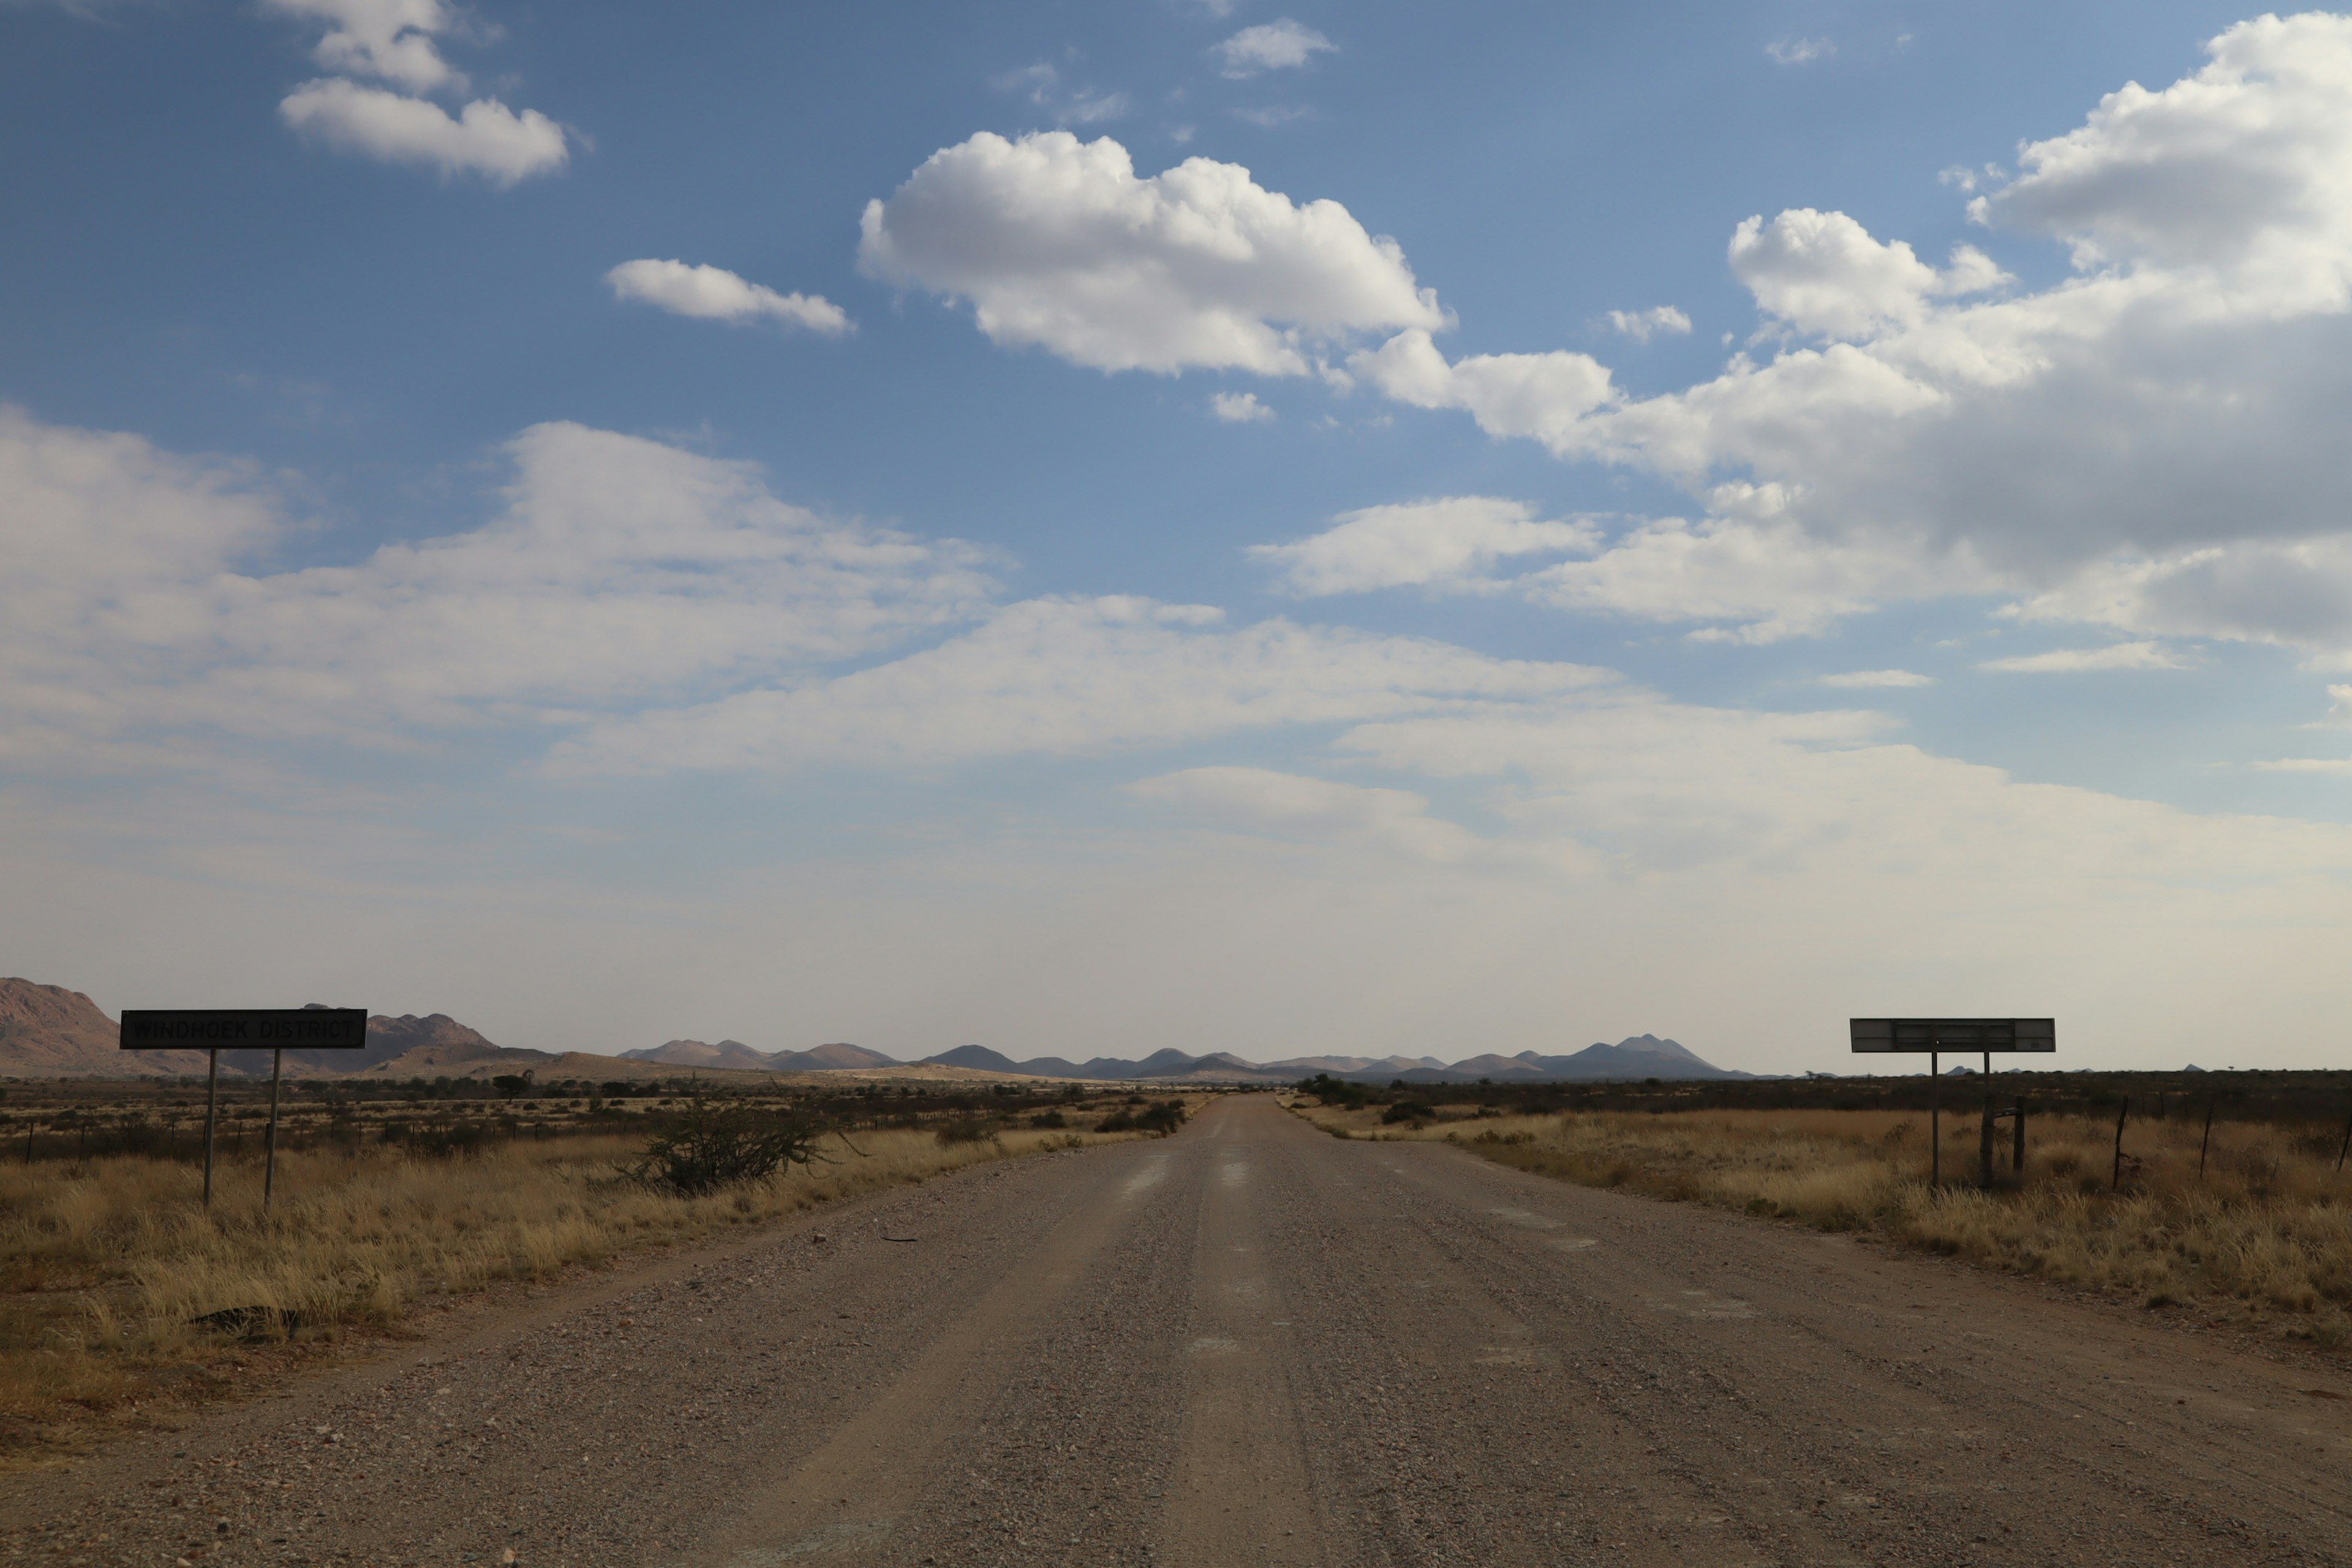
1297,1101,2352,1343
0,1122,1128,1465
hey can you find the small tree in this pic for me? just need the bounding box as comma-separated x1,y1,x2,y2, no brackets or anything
622,1093,839,1196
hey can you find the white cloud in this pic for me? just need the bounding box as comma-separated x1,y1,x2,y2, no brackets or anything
264,0,461,93
551,596,1610,775
279,79,567,184
0,411,991,762
1978,641,2187,673
606,260,851,335
1215,20,1335,77
1349,15,2352,665
858,131,1447,374
2250,756,2352,774
1820,669,1935,688
1765,37,1834,66
1602,306,1692,342
1211,390,1275,422
1352,329,1613,448
1248,496,1596,596
2316,684,2352,726
1728,209,2007,339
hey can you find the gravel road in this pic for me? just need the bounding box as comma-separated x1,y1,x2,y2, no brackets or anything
9,1093,2352,1566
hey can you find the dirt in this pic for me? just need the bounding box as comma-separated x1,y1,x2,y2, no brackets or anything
4,1093,2350,1565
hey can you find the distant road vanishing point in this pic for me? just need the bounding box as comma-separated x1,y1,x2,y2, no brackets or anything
7,1095,2348,1566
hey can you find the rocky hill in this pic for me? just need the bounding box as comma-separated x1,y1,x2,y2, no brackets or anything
0,978,210,1076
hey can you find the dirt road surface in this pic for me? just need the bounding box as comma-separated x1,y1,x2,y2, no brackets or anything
9,1094,2352,1566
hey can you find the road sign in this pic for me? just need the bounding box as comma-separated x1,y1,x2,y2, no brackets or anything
119,1009,368,1207
120,1009,368,1050
1849,1018,2055,1053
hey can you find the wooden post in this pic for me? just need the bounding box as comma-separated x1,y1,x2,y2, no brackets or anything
1979,1082,1996,1191
263,1047,284,1208
2336,1109,2352,1175
2199,1097,2215,1181
2111,1095,2130,1191
201,1047,219,1208
1930,1050,1940,1187
2013,1096,2026,1177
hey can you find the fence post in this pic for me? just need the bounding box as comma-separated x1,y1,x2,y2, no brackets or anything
1979,1085,1996,1191
2199,1098,2215,1182
2336,1110,2351,1175
2111,1096,2130,1191
2013,1097,2026,1177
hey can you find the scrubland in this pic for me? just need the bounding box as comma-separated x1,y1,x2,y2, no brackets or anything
1297,1099,2352,1343
0,1108,1155,1465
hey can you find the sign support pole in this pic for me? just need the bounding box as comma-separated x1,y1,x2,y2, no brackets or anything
1929,1050,1940,1188
202,1046,219,1210
264,1047,284,1208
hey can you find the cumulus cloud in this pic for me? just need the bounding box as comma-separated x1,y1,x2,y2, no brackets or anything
1978,642,2188,673
1765,37,1834,66
279,78,567,184
1349,15,2352,669
858,132,1448,374
266,0,568,183
606,260,851,334
263,0,463,92
1215,20,1335,77
1602,306,1691,342
1728,209,2007,339
1249,497,1596,596
1211,391,1275,422
1820,669,1935,688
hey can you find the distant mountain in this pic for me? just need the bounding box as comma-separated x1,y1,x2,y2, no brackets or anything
0,978,210,1076
364,1041,556,1076
925,1044,1027,1074
217,1010,500,1076
623,1038,775,1071
779,1043,898,1070
1325,1036,1750,1085
918,1045,1298,1082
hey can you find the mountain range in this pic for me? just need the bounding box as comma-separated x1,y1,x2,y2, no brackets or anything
0,977,1749,1082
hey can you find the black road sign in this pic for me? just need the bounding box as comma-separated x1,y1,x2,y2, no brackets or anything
1850,1018,2054,1053
120,1009,368,1050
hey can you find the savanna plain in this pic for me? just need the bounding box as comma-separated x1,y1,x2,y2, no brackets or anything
4,1077,2352,1566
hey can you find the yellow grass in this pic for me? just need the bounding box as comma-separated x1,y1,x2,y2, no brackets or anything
1298,1101,2352,1341
0,1123,1126,1465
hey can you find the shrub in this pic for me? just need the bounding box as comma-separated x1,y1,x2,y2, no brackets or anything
1382,1101,1434,1126
620,1095,834,1196
1028,1110,1068,1129
933,1119,995,1146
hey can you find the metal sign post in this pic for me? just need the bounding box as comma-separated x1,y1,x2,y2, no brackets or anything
120,1010,368,1208
1851,1019,2056,1188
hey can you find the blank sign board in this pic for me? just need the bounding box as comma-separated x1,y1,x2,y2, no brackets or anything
1850,1018,2055,1053
119,1009,368,1050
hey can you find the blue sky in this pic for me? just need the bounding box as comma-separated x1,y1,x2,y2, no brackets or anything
6,0,2351,1070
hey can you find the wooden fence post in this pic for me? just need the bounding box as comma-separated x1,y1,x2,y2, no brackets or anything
2199,1098,2215,1182
2111,1096,2130,1191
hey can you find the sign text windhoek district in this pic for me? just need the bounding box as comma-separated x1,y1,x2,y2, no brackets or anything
119,1008,369,1050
